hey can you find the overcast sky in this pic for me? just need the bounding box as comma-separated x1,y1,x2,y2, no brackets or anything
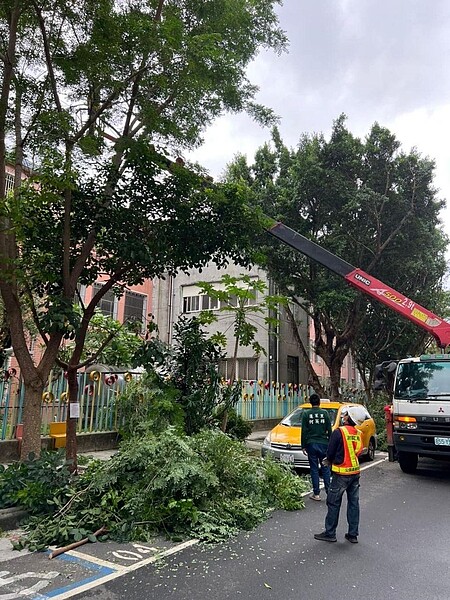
189,0,450,251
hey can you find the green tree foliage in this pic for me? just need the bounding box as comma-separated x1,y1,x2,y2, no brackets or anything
134,316,244,436
116,373,185,439
0,0,285,460
59,311,143,368
226,116,448,399
0,450,72,512
10,429,309,550
197,274,284,371
197,273,285,429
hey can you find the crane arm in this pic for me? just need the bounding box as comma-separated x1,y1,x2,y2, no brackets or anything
267,222,450,349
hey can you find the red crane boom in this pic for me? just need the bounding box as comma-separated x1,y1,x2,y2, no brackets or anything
267,222,450,349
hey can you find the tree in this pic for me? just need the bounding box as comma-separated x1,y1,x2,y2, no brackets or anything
59,311,143,369
226,117,448,399
0,0,285,461
197,273,285,429
198,274,283,377
132,316,235,436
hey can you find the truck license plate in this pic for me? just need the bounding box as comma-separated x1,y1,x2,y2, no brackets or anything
434,436,450,446
280,453,295,463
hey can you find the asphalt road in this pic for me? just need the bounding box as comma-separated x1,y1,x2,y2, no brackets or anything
76,457,450,600
1,456,449,600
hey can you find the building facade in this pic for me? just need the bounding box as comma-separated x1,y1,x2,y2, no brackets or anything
152,262,310,385
79,277,152,331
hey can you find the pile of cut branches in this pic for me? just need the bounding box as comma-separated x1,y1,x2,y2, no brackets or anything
4,429,308,551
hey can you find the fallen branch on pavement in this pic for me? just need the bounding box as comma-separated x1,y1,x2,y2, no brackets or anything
48,526,107,559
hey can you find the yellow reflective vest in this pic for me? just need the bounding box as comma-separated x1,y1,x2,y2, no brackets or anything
332,426,363,475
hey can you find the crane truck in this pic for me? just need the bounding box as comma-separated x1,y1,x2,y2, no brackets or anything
267,221,450,474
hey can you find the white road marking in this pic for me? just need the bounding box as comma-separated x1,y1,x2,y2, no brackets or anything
49,539,199,600
110,549,149,561
0,571,59,599
360,456,388,471
0,572,59,587
61,550,120,572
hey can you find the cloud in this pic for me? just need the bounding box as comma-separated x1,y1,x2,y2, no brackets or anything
189,0,450,248
388,105,450,229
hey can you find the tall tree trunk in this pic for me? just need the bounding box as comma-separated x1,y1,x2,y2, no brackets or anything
328,360,342,401
20,376,45,459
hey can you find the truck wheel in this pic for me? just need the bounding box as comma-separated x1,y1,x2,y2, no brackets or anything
366,438,376,461
398,451,418,474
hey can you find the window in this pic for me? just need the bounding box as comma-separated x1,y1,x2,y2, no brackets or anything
219,290,257,309
183,294,219,313
287,355,299,385
182,280,258,314
219,358,258,380
5,173,14,194
183,295,200,313
239,357,258,380
201,295,218,310
92,283,118,319
222,294,238,308
124,290,147,325
282,407,338,427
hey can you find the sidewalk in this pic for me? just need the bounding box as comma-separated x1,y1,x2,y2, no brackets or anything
245,429,269,451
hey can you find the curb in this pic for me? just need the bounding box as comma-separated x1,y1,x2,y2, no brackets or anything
0,507,28,532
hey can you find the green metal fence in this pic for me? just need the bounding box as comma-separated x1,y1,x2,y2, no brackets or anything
235,380,308,421
0,369,138,441
0,370,315,441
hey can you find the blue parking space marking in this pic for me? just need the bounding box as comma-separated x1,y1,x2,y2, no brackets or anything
42,551,117,598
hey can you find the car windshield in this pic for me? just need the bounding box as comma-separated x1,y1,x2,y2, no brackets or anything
395,361,450,399
281,407,339,427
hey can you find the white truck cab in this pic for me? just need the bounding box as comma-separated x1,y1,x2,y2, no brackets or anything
393,354,450,472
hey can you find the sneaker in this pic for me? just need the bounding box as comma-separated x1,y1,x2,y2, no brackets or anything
345,533,358,544
314,531,337,542
310,494,321,501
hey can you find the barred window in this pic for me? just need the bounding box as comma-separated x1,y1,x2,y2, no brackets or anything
124,290,147,324
5,173,14,194
219,357,258,380
93,283,117,319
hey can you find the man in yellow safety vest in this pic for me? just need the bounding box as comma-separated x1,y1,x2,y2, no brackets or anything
314,406,364,543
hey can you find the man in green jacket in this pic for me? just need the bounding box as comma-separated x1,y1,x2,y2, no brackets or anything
301,393,332,501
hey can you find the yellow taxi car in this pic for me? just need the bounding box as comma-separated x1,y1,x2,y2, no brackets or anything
261,400,377,469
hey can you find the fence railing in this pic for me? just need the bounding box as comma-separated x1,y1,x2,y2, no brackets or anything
0,369,138,441
235,380,309,421
1,370,316,442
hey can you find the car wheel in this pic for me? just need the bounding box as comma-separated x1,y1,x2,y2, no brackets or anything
366,437,376,461
398,451,418,474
